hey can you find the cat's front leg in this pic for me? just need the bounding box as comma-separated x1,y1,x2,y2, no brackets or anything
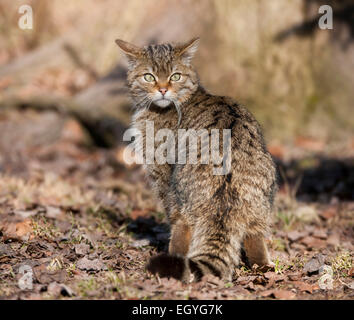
145,163,172,210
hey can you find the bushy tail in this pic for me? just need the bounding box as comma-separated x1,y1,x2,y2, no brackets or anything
146,252,231,282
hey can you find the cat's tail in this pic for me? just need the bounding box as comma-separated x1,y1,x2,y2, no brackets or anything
146,252,232,282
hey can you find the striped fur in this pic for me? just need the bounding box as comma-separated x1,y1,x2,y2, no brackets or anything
116,38,277,282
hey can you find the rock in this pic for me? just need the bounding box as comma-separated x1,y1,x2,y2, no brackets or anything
131,239,150,248
303,254,326,275
74,243,90,256
0,243,15,257
76,256,107,271
318,273,333,290
319,265,333,276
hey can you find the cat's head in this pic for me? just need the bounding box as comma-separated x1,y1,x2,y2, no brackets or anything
115,38,200,112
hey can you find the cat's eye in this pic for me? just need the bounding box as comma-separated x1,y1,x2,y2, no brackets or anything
143,73,155,82
170,73,181,81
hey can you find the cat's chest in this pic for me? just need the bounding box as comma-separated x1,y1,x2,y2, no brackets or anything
132,108,179,135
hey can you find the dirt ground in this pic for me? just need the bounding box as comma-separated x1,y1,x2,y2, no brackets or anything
0,109,353,300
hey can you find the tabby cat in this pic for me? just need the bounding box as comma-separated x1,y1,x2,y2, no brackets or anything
116,38,277,282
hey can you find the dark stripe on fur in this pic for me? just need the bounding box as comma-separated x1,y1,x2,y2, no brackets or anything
197,259,222,277
191,253,228,268
188,259,203,280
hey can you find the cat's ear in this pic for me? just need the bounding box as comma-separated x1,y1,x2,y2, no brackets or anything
176,37,200,64
115,39,142,66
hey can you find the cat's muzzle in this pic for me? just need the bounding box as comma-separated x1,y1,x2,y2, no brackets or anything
154,98,172,108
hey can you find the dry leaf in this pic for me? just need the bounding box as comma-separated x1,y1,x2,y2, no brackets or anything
312,229,327,239
201,274,224,288
130,209,150,220
301,236,327,249
348,268,354,277
244,281,256,291
319,207,337,220
236,276,257,285
327,234,340,246
264,272,285,282
260,289,295,299
47,282,74,297
288,273,301,281
287,230,307,242
1,219,33,241
292,281,316,293
33,264,66,284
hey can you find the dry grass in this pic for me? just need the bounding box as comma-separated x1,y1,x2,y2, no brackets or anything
0,173,95,210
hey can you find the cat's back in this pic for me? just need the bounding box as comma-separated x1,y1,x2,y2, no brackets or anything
184,90,267,151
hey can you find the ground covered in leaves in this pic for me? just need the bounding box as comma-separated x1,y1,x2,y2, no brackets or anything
0,109,353,300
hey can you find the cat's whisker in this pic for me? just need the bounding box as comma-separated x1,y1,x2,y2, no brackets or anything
172,99,182,127
135,95,149,107
146,99,153,112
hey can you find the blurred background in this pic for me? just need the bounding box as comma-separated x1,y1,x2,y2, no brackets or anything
0,0,353,199
1,0,354,198
0,0,353,300
1,0,353,144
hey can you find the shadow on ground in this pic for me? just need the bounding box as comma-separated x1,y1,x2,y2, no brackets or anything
275,156,354,202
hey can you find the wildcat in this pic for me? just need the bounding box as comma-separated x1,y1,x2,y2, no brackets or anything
116,38,277,282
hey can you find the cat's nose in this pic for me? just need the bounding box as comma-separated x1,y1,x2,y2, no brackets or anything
159,88,168,96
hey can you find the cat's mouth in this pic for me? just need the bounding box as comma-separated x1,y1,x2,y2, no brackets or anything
153,98,172,108
152,98,182,126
